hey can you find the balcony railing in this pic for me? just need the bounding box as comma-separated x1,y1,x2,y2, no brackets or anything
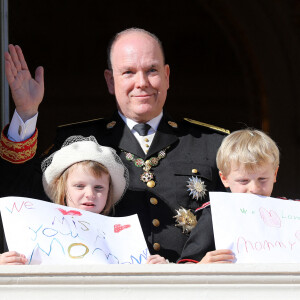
1,264,300,299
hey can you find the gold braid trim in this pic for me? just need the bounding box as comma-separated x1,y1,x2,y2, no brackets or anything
0,126,38,163
184,118,230,134
58,118,104,128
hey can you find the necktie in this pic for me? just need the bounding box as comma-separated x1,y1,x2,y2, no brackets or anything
133,123,151,136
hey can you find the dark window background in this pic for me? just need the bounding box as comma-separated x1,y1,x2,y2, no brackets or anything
7,0,300,198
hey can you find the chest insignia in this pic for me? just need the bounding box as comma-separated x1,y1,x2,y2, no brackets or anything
174,207,197,234
187,176,207,200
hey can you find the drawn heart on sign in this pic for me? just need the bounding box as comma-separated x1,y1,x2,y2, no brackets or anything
295,230,300,241
57,208,82,216
259,207,281,228
114,224,131,233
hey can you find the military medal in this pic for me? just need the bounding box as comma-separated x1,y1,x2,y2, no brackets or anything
122,147,169,186
140,171,153,182
186,176,207,200
174,207,197,233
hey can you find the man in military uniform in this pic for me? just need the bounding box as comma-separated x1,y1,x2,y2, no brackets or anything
0,28,229,262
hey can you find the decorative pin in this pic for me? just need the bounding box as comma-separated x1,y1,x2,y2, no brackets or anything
168,121,178,128
174,207,197,233
187,176,207,200
106,121,116,129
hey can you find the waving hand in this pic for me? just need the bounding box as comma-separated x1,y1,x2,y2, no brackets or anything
5,44,44,121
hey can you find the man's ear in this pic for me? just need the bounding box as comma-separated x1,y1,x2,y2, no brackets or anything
104,69,115,95
219,171,230,188
274,166,279,183
165,64,170,89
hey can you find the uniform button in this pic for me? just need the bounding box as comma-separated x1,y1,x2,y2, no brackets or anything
192,169,198,174
144,138,149,142
145,144,149,148
152,219,160,227
147,180,155,188
150,197,158,205
153,243,160,251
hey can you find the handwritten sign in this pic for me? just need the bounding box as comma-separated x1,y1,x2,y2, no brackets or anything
210,192,300,263
0,197,149,265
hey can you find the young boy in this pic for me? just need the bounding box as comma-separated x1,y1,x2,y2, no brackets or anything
217,129,279,197
178,128,280,264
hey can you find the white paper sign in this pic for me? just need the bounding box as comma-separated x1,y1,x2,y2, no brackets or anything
0,197,149,265
210,192,300,263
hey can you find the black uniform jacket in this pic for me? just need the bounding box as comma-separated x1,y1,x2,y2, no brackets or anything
0,111,227,262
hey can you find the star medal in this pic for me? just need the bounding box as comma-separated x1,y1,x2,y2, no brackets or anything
187,176,207,200
174,207,197,234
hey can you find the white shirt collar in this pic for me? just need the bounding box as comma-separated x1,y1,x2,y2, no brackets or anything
118,111,163,132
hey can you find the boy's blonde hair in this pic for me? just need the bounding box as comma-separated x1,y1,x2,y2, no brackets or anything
51,161,113,215
216,129,280,176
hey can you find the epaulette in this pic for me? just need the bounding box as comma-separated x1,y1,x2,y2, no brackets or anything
58,118,104,128
184,118,230,134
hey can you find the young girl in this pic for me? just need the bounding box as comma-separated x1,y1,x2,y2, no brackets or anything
0,135,167,265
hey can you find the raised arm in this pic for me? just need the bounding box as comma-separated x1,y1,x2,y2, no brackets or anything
5,44,44,122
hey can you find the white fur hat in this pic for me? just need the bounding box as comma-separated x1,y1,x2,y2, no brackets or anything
41,136,129,205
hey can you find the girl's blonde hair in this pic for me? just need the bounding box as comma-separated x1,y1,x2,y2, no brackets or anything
50,161,113,215
216,129,280,176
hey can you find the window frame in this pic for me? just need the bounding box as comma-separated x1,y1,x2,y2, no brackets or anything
0,0,9,129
